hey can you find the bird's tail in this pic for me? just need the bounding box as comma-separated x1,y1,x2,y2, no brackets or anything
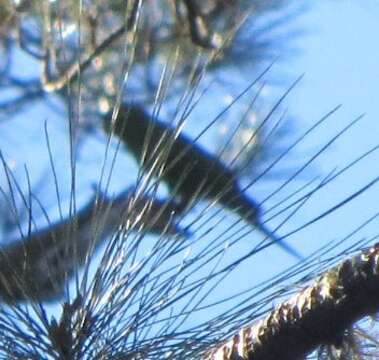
227,191,303,260
256,220,304,261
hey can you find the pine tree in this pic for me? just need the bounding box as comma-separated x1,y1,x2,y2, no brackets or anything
0,1,378,359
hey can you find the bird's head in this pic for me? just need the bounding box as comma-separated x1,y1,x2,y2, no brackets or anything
102,103,150,141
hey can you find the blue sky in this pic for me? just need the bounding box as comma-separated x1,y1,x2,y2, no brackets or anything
177,0,379,325
0,0,379,349
283,1,379,256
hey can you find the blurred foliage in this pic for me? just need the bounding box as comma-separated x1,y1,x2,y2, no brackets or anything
0,0,306,189
0,0,303,119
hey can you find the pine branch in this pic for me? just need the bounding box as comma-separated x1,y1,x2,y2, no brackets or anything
41,1,141,93
205,244,379,360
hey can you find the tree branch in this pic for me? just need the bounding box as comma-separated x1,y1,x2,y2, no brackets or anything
205,244,379,360
41,0,141,93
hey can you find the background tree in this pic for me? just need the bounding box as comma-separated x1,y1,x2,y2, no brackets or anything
0,0,378,359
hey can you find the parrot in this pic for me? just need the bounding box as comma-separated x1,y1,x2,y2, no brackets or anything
0,188,187,303
103,104,303,260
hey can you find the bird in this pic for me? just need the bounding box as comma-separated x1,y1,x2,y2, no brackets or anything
0,188,188,303
98,186,190,238
0,198,98,303
103,103,303,260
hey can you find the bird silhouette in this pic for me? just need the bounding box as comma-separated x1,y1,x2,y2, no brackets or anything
103,104,303,260
0,198,98,303
0,188,187,303
99,186,190,238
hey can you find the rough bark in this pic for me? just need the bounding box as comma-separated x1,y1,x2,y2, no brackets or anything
205,244,379,360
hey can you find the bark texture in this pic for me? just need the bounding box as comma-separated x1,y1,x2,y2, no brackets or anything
205,244,379,360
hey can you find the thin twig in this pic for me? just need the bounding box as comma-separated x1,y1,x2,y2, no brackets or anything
41,1,141,93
